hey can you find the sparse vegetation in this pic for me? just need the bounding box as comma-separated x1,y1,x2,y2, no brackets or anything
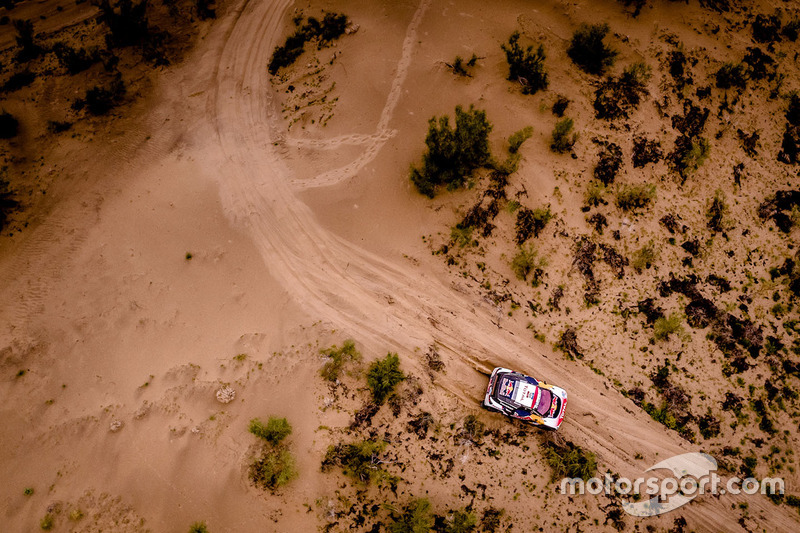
715,62,748,90
543,437,597,481
508,126,533,153
13,19,43,62
550,118,577,154
248,416,297,491
387,498,434,533
593,62,651,120
448,54,478,77
632,137,662,167
631,240,658,272
74,77,127,115
322,439,388,484
706,189,729,233
95,0,151,47
320,339,361,381
510,245,547,286
53,42,100,74
567,23,618,76
188,522,209,533
367,352,405,405
40,514,54,530
268,12,350,74
249,416,292,445
442,509,478,533
515,206,552,244
410,105,493,197
654,313,683,341
501,32,548,94
552,95,569,117
593,142,622,184
585,181,607,208
615,183,655,212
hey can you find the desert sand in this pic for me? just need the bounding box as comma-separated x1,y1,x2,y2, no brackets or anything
1,0,800,531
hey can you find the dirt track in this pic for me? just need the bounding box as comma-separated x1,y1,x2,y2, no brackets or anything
1,0,799,530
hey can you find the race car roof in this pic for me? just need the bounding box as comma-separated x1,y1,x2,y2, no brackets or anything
497,376,538,409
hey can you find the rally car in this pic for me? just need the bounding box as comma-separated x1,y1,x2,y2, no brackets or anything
483,367,568,430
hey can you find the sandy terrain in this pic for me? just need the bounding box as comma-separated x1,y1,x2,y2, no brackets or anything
2,0,800,531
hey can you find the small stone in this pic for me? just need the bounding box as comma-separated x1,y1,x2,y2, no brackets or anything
109,420,123,432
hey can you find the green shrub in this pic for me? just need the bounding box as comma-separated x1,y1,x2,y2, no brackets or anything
443,509,478,533
387,498,435,533
515,206,552,244
615,183,655,212
367,352,405,405
542,438,597,481
510,245,547,286
320,339,360,381
249,416,292,444
631,240,658,272
508,126,533,153
449,54,478,77
40,514,54,530
654,313,683,341
188,522,209,533
322,439,387,484
501,32,548,94
715,62,748,89
567,23,617,75
457,415,485,446
250,447,297,490
585,180,606,207
706,189,728,233
410,105,493,197
679,136,710,175
450,224,474,248
550,118,577,153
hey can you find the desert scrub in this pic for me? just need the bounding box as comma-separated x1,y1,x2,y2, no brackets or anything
410,105,493,197
593,62,652,120
268,12,349,73
508,126,534,153
387,498,434,533
0,174,18,231
501,32,548,94
542,437,597,481
515,206,552,244
456,414,485,446
250,447,297,490
615,183,655,212
320,339,360,381
74,77,127,115
672,136,710,178
550,118,577,153
631,240,658,272
593,142,622,184
249,416,292,445
706,189,729,233
248,416,297,490
40,514,54,530
188,522,209,533
367,352,405,405
322,439,388,484
653,313,683,341
567,23,617,75
441,509,478,533
448,54,478,77
585,181,607,208
510,245,547,286
715,62,748,90
450,224,474,248
632,136,662,167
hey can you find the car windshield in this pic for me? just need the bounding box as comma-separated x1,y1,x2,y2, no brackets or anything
533,388,554,416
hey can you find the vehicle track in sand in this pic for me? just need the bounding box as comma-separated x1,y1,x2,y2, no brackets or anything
202,0,798,529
